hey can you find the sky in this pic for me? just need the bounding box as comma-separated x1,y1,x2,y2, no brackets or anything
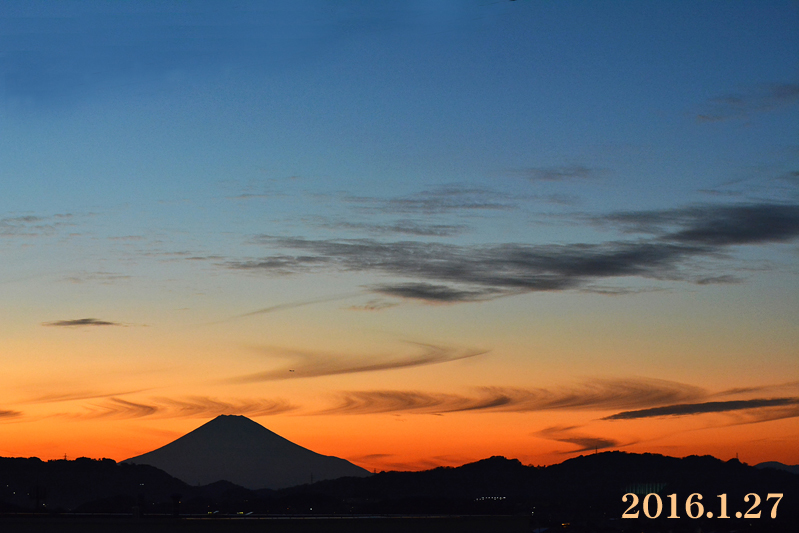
1,0,798,472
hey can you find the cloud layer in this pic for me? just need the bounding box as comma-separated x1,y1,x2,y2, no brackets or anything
67,396,296,420
604,397,799,420
227,343,486,383
697,83,799,122
521,165,605,182
536,425,623,453
0,213,74,238
226,202,799,302
42,318,125,327
315,378,706,415
337,185,518,215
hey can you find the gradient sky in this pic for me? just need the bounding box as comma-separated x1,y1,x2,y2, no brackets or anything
1,0,798,472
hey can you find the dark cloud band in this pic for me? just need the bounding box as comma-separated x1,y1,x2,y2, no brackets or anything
227,202,799,303
42,318,125,327
604,397,799,420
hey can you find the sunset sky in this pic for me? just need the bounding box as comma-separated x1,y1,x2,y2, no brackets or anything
1,1,798,472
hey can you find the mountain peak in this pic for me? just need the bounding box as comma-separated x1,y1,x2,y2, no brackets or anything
124,416,370,489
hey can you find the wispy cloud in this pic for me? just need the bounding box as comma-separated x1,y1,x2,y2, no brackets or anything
26,389,151,403
777,170,799,187
602,203,799,245
0,213,75,238
66,396,296,420
372,282,506,303
604,397,799,420
316,378,706,415
696,83,799,122
334,185,518,215
519,165,605,182
223,202,799,303
223,292,360,321
346,299,399,311
42,318,126,327
62,271,132,284
311,218,469,238
0,410,22,419
226,342,487,383
536,425,624,453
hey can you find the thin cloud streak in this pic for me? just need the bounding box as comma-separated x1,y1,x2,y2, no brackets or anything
0,410,22,419
25,389,152,404
315,378,706,415
372,282,507,303
312,218,469,238
65,396,296,420
335,185,518,215
42,318,125,327
346,299,399,311
604,204,799,245
520,165,605,182
536,426,623,454
604,397,799,420
232,292,360,319
696,83,799,122
227,343,487,383
0,213,75,238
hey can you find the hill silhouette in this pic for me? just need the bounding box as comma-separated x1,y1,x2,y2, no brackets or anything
755,461,799,475
1,451,796,531
0,456,190,512
123,415,370,489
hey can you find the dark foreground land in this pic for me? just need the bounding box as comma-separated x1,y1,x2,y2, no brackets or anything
0,514,528,533
0,513,795,533
2,452,797,532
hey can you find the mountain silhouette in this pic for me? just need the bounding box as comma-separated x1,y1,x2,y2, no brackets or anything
123,415,370,489
755,461,799,475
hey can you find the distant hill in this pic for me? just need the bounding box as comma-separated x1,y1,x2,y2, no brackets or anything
1,450,797,531
0,456,190,512
124,415,370,489
755,461,799,475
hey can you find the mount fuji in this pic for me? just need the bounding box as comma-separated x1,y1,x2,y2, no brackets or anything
124,415,370,490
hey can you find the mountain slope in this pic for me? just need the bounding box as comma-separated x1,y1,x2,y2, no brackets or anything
755,461,799,475
124,415,370,489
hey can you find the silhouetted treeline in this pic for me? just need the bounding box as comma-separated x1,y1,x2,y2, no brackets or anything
1,452,797,532
0,457,189,512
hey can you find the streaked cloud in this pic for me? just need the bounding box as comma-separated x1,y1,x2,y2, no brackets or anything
346,299,399,312
25,389,150,404
777,170,799,186
697,83,799,122
316,378,706,415
225,292,360,321
372,282,506,303
520,165,605,182
334,185,518,215
602,203,799,245
604,397,799,420
312,218,469,238
42,318,125,327
224,202,799,303
67,396,296,420
62,271,132,284
227,342,487,383
536,425,623,453
0,410,22,419
0,213,74,238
